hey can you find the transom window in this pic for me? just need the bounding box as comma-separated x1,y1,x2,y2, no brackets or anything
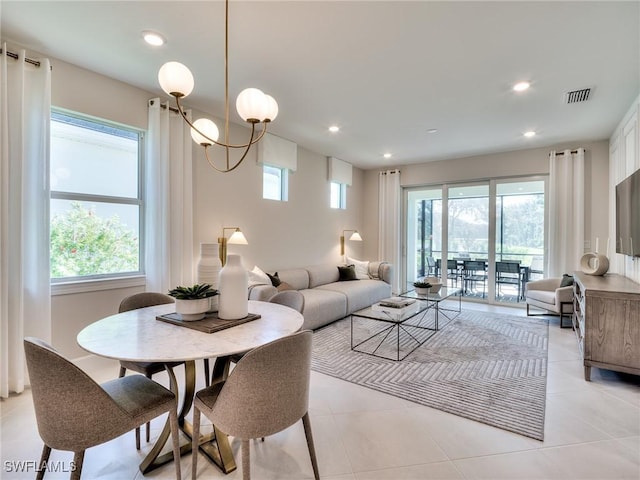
330,181,346,209
263,164,288,201
50,110,143,281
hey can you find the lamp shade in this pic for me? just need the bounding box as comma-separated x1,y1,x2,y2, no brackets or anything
228,230,248,245
236,88,267,122
158,61,195,98
263,94,279,122
191,118,220,146
350,231,363,241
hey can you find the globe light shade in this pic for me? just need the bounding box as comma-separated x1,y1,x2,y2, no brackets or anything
236,88,267,122
263,94,279,122
158,61,195,98
190,118,219,146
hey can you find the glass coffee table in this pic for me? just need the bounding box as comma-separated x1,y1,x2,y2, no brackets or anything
350,286,462,361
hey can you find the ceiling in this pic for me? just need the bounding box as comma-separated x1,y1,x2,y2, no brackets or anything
2,1,639,170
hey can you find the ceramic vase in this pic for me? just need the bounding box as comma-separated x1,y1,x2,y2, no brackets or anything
197,243,222,312
218,254,248,320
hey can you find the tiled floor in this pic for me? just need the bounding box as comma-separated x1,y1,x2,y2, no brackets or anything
1,303,639,480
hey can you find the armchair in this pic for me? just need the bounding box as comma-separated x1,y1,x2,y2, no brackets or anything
525,277,574,328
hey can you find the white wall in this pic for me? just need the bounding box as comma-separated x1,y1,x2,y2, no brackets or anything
609,94,640,283
362,141,611,266
48,58,364,358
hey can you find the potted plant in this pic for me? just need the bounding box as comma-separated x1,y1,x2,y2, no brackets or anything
413,280,432,296
168,283,219,321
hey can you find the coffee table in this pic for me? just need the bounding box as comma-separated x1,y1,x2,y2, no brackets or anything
400,285,462,330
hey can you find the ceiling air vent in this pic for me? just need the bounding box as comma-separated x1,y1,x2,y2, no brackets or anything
566,88,591,104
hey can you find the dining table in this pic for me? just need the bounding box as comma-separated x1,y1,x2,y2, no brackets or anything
77,300,304,475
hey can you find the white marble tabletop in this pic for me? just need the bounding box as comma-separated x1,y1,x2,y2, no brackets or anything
77,300,304,362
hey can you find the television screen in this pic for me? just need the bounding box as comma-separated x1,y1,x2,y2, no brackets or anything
615,169,640,256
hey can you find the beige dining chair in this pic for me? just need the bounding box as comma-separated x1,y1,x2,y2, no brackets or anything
117,292,184,449
24,337,181,480
191,330,319,480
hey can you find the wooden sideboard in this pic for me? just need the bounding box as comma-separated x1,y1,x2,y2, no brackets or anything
572,272,640,381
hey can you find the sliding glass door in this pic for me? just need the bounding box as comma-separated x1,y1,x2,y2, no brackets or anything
405,177,546,305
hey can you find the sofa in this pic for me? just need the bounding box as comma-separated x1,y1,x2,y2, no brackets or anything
248,262,393,330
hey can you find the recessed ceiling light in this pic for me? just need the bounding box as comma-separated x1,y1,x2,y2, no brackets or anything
427,128,438,134
328,125,339,133
513,81,530,92
524,131,536,137
143,31,165,46
383,153,392,159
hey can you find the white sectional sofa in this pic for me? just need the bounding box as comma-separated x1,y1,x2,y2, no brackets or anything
248,262,393,330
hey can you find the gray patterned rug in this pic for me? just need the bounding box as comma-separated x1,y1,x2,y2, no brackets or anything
311,308,549,440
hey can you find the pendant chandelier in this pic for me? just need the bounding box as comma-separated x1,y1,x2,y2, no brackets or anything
157,0,278,173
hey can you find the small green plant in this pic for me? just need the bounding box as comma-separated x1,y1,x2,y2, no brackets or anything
168,284,218,300
413,280,432,288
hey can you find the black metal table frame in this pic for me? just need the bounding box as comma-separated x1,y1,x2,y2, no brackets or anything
400,287,462,330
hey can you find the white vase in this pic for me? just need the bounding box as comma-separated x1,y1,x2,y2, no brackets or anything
218,254,248,320
197,242,222,312
175,298,210,321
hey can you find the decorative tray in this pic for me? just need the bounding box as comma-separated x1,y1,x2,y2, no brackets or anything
156,311,261,333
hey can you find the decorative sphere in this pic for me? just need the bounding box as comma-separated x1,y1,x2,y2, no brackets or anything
263,94,279,122
190,118,219,146
158,62,194,98
236,88,267,122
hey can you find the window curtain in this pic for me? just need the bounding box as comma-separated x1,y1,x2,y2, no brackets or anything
378,169,401,293
0,46,51,398
146,99,194,293
548,148,585,277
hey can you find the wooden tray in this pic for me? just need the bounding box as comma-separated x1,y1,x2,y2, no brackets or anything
156,311,261,333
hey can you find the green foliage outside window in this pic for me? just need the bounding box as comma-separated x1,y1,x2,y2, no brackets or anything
50,202,139,278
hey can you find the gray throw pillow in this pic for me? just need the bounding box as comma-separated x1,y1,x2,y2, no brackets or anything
338,265,358,281
560,274,574,287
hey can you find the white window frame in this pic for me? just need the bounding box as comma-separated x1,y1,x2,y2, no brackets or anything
262,164,289,201
50,109,145,294
330,181,347,209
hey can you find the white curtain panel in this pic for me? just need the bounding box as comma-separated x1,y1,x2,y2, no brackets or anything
548,148,585,277
378,169,401,293
0,46,51,398
146,99,194,293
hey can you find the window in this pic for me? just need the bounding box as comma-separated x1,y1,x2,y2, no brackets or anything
263,164,288,201
330,182,346,209
50,110,143,281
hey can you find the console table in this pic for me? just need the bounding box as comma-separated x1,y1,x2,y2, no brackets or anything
572,272,640,381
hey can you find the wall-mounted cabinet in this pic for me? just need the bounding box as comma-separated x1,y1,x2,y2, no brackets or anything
572,271,640,381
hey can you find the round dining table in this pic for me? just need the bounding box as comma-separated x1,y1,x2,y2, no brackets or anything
77,300,304,475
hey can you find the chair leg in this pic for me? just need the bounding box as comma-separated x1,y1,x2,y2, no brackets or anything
204,359,210,387
192,407,201,480
168,408,182,480
241,439,251,480
302,412,320,480
145,373,152,443
70,451,84,480
36,445,51,480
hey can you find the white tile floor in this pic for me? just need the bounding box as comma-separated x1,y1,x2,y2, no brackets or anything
1,303,639,480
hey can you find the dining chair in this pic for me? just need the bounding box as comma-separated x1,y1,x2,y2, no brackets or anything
24,337,181,480
495,261,522,300
191,330,319,480
117,292,184,449
462,260,487,297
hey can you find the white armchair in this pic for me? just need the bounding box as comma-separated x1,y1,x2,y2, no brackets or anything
525,277,574,328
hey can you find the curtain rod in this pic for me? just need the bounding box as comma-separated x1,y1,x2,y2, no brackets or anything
0,48,41,67
148,99,179,114
550,149,580,156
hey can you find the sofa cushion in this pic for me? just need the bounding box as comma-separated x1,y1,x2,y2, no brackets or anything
299,288,347,330
306,264,340,288
317,279,392,313
338,265,358,281
277,269,310,291
346,256,370,279
526,289,556,306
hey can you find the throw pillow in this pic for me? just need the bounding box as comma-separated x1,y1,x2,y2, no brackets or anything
346,256,370,280
560,274,574,287
277,282,294,292
248,265,271,286
267,272,281,287
338,264,359,281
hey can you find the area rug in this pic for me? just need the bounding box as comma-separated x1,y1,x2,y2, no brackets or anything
310,308,549,440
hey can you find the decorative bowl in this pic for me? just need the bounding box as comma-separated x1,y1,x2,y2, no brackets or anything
423,277,443,293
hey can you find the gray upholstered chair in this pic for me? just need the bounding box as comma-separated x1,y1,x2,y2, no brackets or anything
117,292,184,449
24,337,181,480
191,330,319,480
525,277,574,328
267,290,305,314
